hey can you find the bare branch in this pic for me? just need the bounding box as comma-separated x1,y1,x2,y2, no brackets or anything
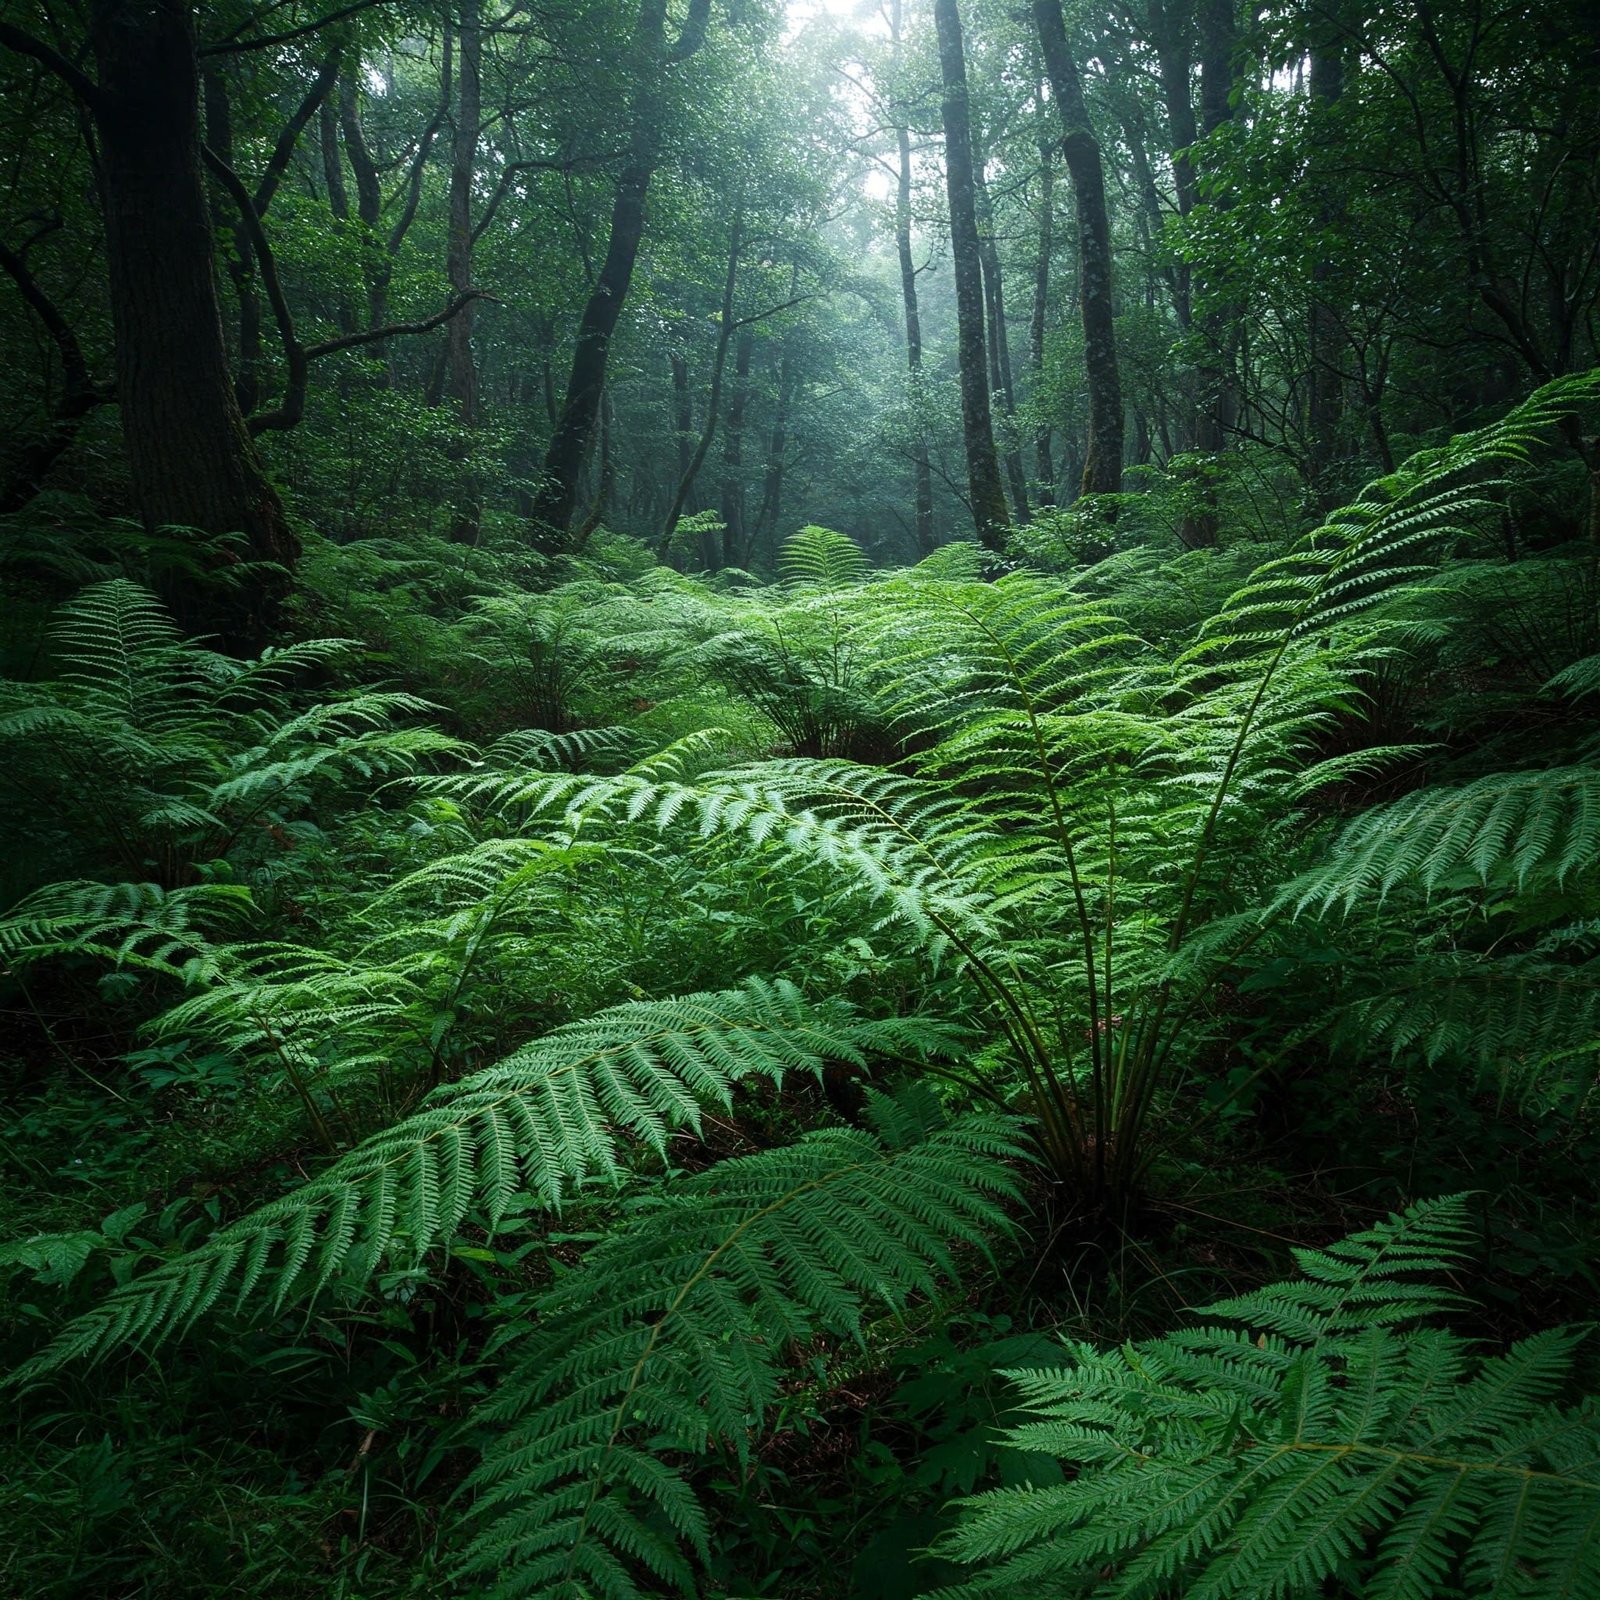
303,290,494,362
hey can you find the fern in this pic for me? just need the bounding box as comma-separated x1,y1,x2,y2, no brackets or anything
9,981,958,1381
779,524,869,588
1321,936,1600,1114
937,1196,1600,1600
0,579,463,884
460,1093,1026,1599
0,878,253,975
1287,766,1600,913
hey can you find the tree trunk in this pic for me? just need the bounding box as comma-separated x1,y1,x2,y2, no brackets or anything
721,327,753,567
975,152,1031,522
670,351,694,489
934,0,1010,551
659,217,742,550
445,0,481,425
531,0,706,546
1030,131,1056,506
1306,17,1345,496
1181,0,1238,547
89,0,295,648
891,0,935,553
1034,0,1123,498
444,1,482,543
752,343,794,560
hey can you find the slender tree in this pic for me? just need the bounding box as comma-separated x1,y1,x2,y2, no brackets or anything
890,0,935,552
1034,0,1124,498
934,0,1010,551
530,0,713,545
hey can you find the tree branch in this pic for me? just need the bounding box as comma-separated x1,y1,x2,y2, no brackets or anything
205,142,490,435
0,22,102,107
254,51,343,215
202,143,305,416
303,290,492,362
201,0,393,56
668,0,713,62
0,238,112,510
472,152,626,245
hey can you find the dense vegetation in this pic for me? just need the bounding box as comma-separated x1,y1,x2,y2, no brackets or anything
3,0,1599,1596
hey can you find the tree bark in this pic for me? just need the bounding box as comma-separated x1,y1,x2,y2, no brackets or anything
934,0,1010,551
1306,17,1345,494
752,342,794,559
1035,0,1124,498
659,217,742,550
1030,130,1056,506
89,0,295,647
444,1,482,543
975,151,1031,523
890,0,935,553
720,327,753,567
444,0,481,425
531,0,711,546
1180,0,1238,547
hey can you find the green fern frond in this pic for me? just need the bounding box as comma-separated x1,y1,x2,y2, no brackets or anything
779,524,869,588
1330,951,1600,1113
938,1196,1600,1600
460,1098,1026,1599
1287,765,1600,914
0,879,254,974
9,982,957,1382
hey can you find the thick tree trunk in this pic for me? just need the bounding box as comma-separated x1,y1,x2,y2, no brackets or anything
1035,0,1124,498
90,0,295,647
891,0,935,553
934,0,1010,552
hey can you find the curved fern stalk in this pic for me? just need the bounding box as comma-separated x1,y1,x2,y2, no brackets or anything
467,757,1091,1155
1108,376,1600,1197
1176,371,1600,918
460,1097,1027,1600
8,981,959,1384
936,1195,1600,1600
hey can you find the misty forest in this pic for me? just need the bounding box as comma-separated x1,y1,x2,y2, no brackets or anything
2,0,1600,1595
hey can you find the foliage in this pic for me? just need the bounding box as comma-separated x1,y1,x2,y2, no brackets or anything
937,1196,1600,1599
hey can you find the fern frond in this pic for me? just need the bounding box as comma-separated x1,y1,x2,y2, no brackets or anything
1286,765,1600,914
0,879,254,974
779,524,869,588
461,1098,1026,1599
10,982,957,1381
937,1196,1600,1600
